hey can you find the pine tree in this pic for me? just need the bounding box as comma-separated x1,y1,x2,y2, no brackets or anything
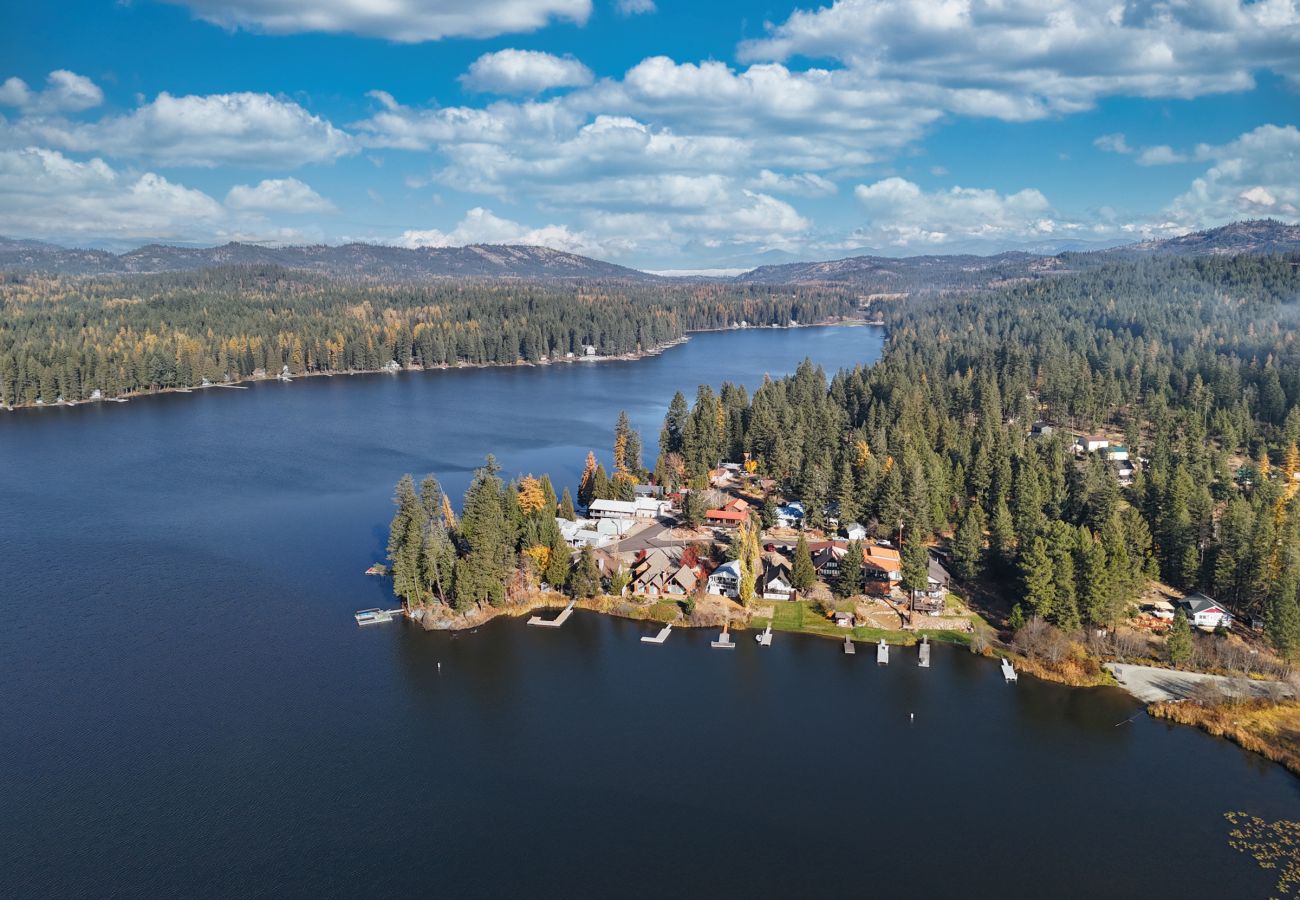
1167,609,1193,666
792,532,816,592
559,487,577,521
568,545,601,599
951,504,986,583
1020,536,1055,619
836,539,864,599
902,527,929,597
456,456,511,607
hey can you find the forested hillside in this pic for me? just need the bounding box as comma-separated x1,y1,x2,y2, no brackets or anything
0,267,855,406
652,254,1300,654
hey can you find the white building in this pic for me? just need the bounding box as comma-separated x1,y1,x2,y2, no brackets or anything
1176,593,1233,630
707,560,741,598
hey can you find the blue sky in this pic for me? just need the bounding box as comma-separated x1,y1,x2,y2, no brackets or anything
0,1,1296,269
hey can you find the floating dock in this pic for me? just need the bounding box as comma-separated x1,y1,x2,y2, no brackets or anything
641,623,673,644
918,637,931,668
711,624,735,649
843,636,856,655
877,639,890,664
354,607,401,625
527,600,575,628
1001,657,1018,682
756,622,773,646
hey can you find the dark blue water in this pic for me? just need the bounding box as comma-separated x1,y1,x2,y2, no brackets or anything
1,325,1296,898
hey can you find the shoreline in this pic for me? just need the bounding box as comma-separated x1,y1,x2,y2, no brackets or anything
1,317,879,414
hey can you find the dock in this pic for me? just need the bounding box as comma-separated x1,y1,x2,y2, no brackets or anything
877,639,889,664
527,600,575,628
755,622,773,646
711,623,735,649
354,607,402,625
918,637,931,668
1001,657,1018,682
843,636,856,655
641,623,673,644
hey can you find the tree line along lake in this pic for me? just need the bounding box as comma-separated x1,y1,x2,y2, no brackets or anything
1,323,1296,897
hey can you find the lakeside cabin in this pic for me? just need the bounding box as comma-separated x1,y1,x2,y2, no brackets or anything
589,497,671,521
1175,593,1233,630
707,560,741,598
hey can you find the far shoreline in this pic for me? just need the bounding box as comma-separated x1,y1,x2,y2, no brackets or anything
1,317,881,416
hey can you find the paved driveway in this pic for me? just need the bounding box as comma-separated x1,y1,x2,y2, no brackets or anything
1106,662,1291,703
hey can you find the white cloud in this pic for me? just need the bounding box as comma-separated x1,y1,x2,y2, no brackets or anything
225,177,335,213
461,49,593,95
1136,145,1189,166
0,147,222,240
616,0,656,14
1168,124,1300,223
740,0,1300,119
853,176,1055,246
166,0,592,42
395,207,599,254
0,70,103,113
7,92,354,168
1094,133,1132,155
749,169,838,197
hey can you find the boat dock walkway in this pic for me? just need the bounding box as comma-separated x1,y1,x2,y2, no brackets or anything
354,607,402,625
711,624,735,649
1001,658,1018,682
918,637,931,668
877,639,889,664
756,622,773,646
641,623,673,644
843,636,856,655
527,600,575,628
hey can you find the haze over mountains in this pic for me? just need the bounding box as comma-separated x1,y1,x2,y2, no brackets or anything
1,220,1296,289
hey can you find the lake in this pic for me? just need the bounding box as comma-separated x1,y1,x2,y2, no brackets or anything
2,324,1297,898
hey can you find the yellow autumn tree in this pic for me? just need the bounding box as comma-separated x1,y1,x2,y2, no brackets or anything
517,476,546,514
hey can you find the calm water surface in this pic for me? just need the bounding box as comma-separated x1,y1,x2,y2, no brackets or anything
2,325,1297,898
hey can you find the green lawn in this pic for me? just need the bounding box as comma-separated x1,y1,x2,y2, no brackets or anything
749,600,975,648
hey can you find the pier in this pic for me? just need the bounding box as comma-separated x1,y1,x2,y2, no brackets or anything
877,639,889,664
755,622,773,646
1001,658,1018,682
711,623,735,649
843,636,856,654
918,637,931,668
641,623,673,644
354,607,402,625
528,600,575,628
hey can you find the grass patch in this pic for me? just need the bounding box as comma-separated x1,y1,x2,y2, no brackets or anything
747,601,975,647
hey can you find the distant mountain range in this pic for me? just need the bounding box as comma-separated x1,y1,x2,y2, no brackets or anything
0,239,651,281
1,220,1296,287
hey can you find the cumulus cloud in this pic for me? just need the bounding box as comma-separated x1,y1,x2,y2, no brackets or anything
395,207,598,254
7,91,353,168
1168,124,1300,224
0,70,103,113
460,49,593,95
740,0,1300,119
0,147,222,240
853,177,1055,246
616,0,656,14
165,0,592,42
225,177,335,213
1137,145,1189,166
1094,133,1132,155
